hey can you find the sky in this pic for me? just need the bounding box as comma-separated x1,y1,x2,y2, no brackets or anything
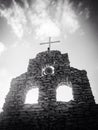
0,0,98,111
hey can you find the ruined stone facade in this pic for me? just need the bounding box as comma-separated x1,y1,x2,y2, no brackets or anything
0,50,98,130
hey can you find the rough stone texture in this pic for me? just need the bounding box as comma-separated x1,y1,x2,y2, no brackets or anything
0,50,98,130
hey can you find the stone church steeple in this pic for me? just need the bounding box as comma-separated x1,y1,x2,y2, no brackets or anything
0,50,98,130
3,50,95,111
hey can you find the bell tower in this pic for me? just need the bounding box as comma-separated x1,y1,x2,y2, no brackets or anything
27,50,70,108
3,49,95,112
1,47,98,130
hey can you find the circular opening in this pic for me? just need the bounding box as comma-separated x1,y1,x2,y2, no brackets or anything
43,66,54,75
45,67,53,75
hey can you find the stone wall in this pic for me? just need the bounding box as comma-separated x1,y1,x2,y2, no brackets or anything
0,50,97,130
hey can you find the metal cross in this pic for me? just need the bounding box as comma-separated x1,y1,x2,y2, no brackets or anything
40,37,60,51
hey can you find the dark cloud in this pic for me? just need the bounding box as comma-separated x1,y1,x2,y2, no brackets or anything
0,0,98,10
70,0,98,34
14,0,34,7
69,0,98,15
0,0,25,8
0,0,37,8
0,0,12,8
15,0,24,7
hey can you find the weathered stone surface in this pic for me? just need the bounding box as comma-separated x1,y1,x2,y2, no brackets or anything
0,50,97,130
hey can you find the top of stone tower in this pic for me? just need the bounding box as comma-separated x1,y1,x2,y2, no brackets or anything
36,50,68,64
36,50,61,58
27,50,70,79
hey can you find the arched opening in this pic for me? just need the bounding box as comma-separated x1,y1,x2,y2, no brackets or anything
25,88,39,104
56,84,73,102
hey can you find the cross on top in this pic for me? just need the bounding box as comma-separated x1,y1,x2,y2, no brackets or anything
40,37,60,51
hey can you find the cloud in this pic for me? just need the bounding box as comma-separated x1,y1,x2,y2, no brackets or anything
0,0,27,38
35,15,60,39
0,0,12,8
0,42,6,55
0,0,80,39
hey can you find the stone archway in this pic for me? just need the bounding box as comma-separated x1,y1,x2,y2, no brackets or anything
3,73,40,112
56,82,73,102
25,88,39,104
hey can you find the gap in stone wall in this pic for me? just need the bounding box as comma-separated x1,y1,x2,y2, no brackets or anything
56,85,73,102
25,88,39,104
